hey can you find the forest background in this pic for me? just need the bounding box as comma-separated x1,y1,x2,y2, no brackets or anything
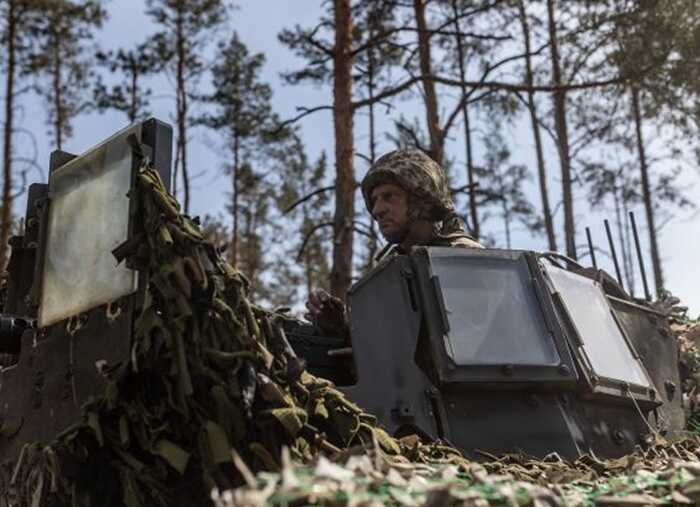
1,0,699,315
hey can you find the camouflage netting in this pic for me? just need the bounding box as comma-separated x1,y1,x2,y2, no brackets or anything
0,162,433,506
3,159,700,506
218,437,700,506
677,321,700,428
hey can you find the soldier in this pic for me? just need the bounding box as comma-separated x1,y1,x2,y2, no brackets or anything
305,148,481,338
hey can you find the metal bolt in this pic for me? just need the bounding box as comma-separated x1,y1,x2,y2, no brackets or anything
665,380,676,399
558,364,571,376
613,430,624,444
502,364,514,376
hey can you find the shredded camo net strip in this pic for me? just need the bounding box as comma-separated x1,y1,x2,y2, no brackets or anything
1,160,699,506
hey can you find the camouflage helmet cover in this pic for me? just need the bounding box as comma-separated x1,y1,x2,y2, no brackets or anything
361,149,454,221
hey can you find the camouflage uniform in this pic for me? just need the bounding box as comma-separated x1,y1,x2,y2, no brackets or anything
361,148,482,255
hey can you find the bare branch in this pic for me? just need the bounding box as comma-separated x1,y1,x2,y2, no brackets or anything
296,221,334,261
305,31,334,58
435,73,635,93
352,76,422,110
450,182,479,195
395,120,428,152
350,0,508,57
273,105,333,133
353,69,635,113
566,31,615,83
284,185,335,214
351,225,376,239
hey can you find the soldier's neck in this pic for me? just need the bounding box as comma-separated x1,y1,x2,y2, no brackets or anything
400,220,435,252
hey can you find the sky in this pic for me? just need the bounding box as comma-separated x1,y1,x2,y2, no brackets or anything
3,0,699,316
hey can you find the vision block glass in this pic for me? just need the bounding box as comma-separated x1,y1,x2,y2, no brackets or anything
431,255,559,366
38,124,140,327
545,265,650,388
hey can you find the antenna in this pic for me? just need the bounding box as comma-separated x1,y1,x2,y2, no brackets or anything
604,219,624,288
629,211,651,301
585,227,597,269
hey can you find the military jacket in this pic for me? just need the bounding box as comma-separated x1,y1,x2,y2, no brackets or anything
375,232,483,263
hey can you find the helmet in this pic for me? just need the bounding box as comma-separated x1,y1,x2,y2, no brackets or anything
361,149,454,221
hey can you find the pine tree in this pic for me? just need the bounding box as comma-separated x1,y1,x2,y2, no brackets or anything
24,0,105,150
146,0,228,213
271,136,332,308
478,126,540,249
279,0,417,299
413,0,443,165
515,0,557,252
196,32,276,268
93,42,160,123
352,0,404,269
0,0,45,268
573,0,698,295
235,162,274,302
546,0,575,259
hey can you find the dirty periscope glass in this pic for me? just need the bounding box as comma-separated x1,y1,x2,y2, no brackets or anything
544,264,651,388
38,124,141,328
431,254,560,366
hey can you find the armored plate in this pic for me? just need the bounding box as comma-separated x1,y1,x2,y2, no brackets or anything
0,119,173,463
38,124,141,328
331,247,672,460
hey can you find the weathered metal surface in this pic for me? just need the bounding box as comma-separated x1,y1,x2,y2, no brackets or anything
0,119,173,463
292,247,682,461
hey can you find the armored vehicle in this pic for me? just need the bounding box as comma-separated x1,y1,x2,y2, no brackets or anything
0,119,684,465
290,244,684,460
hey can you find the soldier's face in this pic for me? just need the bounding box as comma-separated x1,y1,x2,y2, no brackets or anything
370,183,410,243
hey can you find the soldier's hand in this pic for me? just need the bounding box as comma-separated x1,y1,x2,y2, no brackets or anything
305,289,349,341
304,289,328,321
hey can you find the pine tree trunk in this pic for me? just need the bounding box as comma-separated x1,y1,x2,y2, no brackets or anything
413,0,443,165
129,56,138,123
175,8,190,213
244,209,256,284
303,215,314,297
305,254,314,298
51,24,63,150
366,41,378,268
451,0,479,239
231,134,240,267
546,0,575,259
1,0,17,270
330,0,355,299
501,183,511,249
631,86,663,295
518,0,556,252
